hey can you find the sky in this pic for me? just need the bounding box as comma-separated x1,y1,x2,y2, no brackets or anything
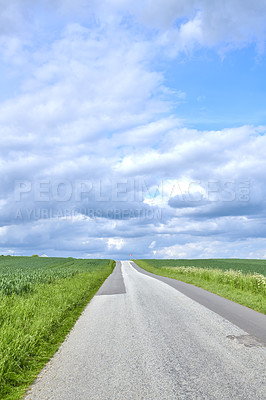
1,0,266,260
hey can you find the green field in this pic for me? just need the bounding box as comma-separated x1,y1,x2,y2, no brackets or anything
136,258,266,275
0,256,115,400
134,259,266,315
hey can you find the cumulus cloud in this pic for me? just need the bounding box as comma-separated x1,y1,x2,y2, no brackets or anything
135,0,266,54
115,125,266,180
2,122,265,258
1,0,266,51
152,237,266,259
1,1,266,258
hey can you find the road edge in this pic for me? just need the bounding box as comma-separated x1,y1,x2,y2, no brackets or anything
131,261,266,345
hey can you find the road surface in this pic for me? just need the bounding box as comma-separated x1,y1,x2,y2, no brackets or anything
25,261,266,400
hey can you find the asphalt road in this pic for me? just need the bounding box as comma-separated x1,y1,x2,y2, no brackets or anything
131,261,266,344
25,261,266,400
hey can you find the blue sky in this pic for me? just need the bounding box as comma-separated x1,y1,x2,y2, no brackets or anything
1,0,266,259
164,47,266,129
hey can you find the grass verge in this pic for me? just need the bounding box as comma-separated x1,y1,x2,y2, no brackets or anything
134,260,266,315
0,259,115,400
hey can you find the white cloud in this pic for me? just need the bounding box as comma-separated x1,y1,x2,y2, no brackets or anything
115,125,266,181
0,1,266,259
149,241,156,249
136,0,266,54
107,238,124,250
154,238,266,259
2,121,266,258
1,1,266,54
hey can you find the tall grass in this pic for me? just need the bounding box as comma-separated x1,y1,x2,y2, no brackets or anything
140,258,266,275
162,266,266,296
0,257,115,400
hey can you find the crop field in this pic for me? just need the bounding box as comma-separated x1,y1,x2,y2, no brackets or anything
134,259,266,315
0,256,115,400
137,258,266,275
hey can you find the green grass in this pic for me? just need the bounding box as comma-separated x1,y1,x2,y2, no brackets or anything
0,256,115,400
134,259,266,314
136,258,266,275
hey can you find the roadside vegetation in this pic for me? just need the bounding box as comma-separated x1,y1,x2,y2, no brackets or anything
134,259,266,315
0,256,115,400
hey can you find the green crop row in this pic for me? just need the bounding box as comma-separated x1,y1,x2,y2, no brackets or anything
0,257,112,296
0,268,79,295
